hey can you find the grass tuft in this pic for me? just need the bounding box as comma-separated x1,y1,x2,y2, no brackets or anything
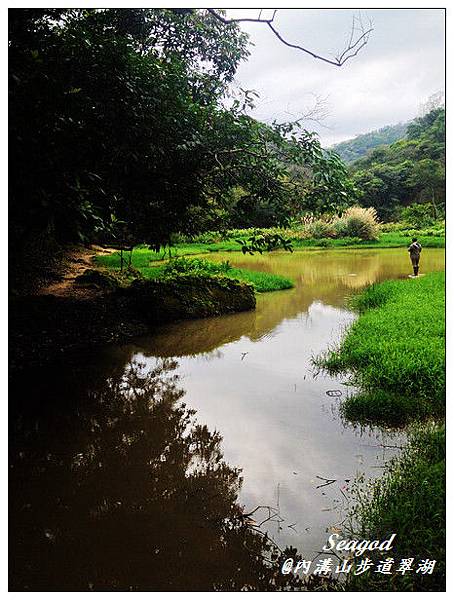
95,253,294,293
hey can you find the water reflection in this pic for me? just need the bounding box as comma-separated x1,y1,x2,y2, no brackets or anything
137,249,444,358
103,250,443,556
10,359,313,591
10,249,444,590
132,304,405,558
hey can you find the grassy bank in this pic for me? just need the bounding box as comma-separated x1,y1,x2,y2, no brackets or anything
173,223,445,250
344,423,445,592
95,254,294,293
291,231,444,249
97,231,445,266
317,271,445,591
319,271,445,426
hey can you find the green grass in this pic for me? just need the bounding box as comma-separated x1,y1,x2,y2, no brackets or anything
96,230,445,268
175,226,445,250
95,253,294,293
344,423,445,591
316,271,446,591
227,268,293,292
289,232,444,249
318,271,445,426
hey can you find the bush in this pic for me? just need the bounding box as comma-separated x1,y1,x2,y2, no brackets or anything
304,219,336,239
333,217,348,237
335,206,380,240
162,257,231,277
397,202,437,229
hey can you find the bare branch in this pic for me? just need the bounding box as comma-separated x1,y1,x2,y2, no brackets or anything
335,16,373,64
207,8,277,25
282,93,332,127
207,9,373,67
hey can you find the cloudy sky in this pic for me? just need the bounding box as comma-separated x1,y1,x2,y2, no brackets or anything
226,8,445,147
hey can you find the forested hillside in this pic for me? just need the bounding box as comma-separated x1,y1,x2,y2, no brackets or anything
331,122,408,163
351,108,445,221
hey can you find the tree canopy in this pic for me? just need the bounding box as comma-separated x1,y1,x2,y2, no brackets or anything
349,108,445,221
9,8,356,252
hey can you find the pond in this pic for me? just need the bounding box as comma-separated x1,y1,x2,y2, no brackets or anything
10,248,445,591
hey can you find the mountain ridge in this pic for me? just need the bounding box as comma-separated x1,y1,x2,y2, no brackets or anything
330,121,409,163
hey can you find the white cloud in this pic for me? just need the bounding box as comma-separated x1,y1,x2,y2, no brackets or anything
229,8,445,146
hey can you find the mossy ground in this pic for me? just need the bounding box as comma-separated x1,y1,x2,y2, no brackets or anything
128,274,256,322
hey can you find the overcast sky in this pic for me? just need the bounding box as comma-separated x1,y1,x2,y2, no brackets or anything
226,8,445,147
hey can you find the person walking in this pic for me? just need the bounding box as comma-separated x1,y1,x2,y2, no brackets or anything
408,237,422,277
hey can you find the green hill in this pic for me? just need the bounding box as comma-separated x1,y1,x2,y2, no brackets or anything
350,108,445,221
331,122,408,163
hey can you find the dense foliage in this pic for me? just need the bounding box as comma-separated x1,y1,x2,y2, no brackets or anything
350,108,445,221
331,121,408,163
9,8,355,259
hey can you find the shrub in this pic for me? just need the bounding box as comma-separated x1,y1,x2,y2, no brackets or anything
397,202,437,229
304,219,336,239
335,206,380,240
162,257,231,277
379,221,401,233
333,217,348,237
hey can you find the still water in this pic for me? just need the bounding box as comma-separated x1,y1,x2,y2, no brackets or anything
10,248,444,591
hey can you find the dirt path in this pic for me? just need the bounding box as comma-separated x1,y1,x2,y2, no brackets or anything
37,245,116,299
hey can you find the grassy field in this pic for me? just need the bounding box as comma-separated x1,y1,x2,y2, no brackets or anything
317,271,445,591
95,252,294,293
97,231,445,266
291,232,444,249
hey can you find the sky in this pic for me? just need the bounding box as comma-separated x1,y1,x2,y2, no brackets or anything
226,8,445,147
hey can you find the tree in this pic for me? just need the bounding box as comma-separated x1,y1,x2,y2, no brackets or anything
9,9,248,244
9,8,358,260
350,108,445,220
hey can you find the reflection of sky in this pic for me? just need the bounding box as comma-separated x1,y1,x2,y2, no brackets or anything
135,300,404,559
131,250,443,558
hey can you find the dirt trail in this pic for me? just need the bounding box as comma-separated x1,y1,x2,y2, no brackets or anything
37,245,116,299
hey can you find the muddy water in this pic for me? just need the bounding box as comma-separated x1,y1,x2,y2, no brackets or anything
127,249,443,548
10,248,444,591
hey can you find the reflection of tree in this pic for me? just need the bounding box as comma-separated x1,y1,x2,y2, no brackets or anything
10,360,314,591
139,250,444,359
